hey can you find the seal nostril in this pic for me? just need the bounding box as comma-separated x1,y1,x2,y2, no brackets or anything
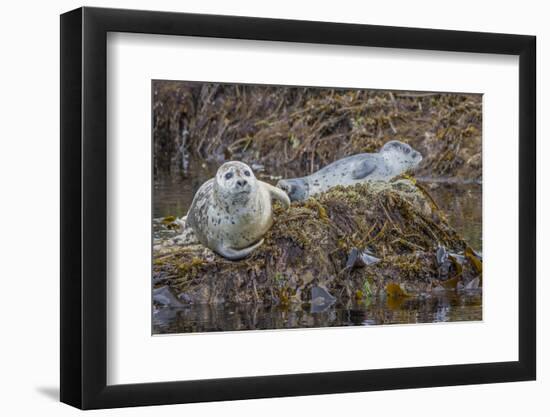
237,179,247,187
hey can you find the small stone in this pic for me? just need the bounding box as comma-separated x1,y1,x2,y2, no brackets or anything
153,286,183,307
311,286,336,304
359,250,380,265
465,277,480,290
178,293,192,303
346,247,380,269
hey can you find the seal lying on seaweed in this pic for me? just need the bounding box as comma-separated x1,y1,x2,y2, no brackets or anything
277,140,422,201
185,161,290,260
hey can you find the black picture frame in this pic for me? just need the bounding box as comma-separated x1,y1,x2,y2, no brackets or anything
60,6,536,410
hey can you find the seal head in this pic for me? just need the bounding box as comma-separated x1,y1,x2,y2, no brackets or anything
214,161,257,206
379,140,423,172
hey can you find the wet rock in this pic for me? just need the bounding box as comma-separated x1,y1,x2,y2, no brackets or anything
346,247,380,269
153,286,183,307
310,286,336,313
178,292,193,304
311,286,336,304
465,277,480,290
152,273,167,285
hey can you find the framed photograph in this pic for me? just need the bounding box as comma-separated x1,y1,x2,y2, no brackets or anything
60,6,536,409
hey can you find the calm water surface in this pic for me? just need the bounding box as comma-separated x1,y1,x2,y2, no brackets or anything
153,291,481,334
153,161,482,333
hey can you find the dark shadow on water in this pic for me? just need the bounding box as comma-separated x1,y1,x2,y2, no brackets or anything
36,386,59,401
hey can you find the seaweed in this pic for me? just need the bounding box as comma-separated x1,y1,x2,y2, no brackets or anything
152,82,482,181
153,180,482,305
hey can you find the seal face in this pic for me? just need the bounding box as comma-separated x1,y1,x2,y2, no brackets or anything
277,140,422,201
186,161,290,260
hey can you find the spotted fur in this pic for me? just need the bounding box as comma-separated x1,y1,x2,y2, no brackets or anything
277,140,422,201
186,161,290,260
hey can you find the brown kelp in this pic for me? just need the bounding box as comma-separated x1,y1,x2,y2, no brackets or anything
153,180,482,306
153,82,482,181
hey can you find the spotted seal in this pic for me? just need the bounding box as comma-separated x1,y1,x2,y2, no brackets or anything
277,140,422,201
186,161,290,260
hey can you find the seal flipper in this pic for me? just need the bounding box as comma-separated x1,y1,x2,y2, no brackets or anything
261,181,291,209
215,239,265,261
276,178,309,202
174,225,199,245
351,158,377,179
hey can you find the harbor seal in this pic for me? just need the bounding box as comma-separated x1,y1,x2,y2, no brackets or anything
277,140,422,201
186,161,290,260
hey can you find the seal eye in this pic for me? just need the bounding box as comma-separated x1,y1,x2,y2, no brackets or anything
244,170,251,177
224,172,233,180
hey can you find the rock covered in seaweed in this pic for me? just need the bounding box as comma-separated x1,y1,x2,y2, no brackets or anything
153,179,481,305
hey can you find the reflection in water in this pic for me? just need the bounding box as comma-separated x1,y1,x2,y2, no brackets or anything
423,181,482,253
153,159,214,221
153,291,482,334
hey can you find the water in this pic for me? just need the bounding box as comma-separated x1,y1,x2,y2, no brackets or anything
418,180,482,252
153,291,481,334
153,162,482,333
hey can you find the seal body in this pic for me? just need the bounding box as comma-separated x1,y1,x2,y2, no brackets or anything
186,161,290,260
277,140,422,201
